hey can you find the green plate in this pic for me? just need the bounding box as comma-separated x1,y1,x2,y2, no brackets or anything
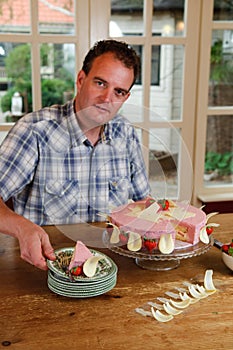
47,273,117,298
47,247,118,282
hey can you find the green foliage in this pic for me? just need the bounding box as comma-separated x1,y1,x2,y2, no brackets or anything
1,43,74,113
205,151,233,175
5,44,31,84
210,39,233,83
1,87,15,112
41,78,73,107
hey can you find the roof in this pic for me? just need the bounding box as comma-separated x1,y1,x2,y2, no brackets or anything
0,0,74,26
111,0,185,11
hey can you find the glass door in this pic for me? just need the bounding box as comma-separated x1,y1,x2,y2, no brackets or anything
101,0,201,202
194,0,233,205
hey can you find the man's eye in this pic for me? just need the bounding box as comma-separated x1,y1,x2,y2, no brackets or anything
115,89,127,97
95,80,105,87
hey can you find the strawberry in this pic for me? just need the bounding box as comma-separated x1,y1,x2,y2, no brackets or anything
119,233,128,244
206,226,213,235
70,265,83,276
144,238,157,252
158,199,169,210
230,239,233,248
222,244,229,253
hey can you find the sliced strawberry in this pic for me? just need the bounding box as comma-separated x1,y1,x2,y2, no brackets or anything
70,265,83,276
222,244,229,253
119,233,128,244
158,199,169,210
144,239,157,252
206,226,213,235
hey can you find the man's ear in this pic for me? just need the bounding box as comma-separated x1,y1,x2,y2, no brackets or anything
124,91,131,102
76,70,86,90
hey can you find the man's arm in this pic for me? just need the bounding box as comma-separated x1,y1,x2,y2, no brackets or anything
0,197,56,270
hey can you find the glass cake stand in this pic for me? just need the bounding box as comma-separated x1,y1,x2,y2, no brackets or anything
102,231,214,271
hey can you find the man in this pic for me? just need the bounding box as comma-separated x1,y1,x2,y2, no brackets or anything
0,40,150,270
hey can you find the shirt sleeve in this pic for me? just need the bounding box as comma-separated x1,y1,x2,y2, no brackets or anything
0,121,38,201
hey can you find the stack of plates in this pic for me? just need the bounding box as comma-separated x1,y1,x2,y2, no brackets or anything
47,247,118,298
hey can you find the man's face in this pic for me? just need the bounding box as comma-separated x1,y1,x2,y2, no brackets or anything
75,52,134,129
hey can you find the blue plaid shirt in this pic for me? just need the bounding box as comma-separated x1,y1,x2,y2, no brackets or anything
0,100,150,225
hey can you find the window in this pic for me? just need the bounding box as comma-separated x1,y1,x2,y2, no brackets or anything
194,0,233,204
0,0,88,129
0,0,232,204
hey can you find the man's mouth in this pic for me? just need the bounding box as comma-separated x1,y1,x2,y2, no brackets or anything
94,104,111,114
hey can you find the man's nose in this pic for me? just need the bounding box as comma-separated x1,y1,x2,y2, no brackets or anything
100,88,113,102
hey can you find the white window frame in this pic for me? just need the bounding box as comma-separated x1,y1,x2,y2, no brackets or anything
194,0,233,205
0,0,232,205
0,0,89,131
91,0,202,203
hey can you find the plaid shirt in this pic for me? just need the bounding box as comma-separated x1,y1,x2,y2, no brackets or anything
0,100,150,225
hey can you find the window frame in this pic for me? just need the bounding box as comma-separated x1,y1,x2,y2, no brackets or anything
194,0,233,204
0,0,232,205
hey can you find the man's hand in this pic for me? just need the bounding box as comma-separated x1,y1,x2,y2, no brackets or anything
0,197,56,270
17,222,56,270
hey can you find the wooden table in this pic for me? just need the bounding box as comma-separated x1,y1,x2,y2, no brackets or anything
0,214,233,350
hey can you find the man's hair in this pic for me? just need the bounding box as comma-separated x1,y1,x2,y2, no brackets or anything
81,39,140,89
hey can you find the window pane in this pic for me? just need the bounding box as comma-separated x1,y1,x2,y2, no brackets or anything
214,0,233,20
0,43,32,123
0,0,30,34
209,30,233,106
0,131,8,144
110,0,144,37
149,127,179,199
39,0,75,34
152,0,185,37
150,45,184,121
110,0,185,37
40,43,75,107
205,115,233,186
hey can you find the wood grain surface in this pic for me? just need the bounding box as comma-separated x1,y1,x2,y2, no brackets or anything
0,214,232,350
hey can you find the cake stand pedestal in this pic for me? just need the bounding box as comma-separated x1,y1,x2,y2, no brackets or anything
102,231,214,271
135,258,180,271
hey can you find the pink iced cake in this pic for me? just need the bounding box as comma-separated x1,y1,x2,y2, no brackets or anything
108,199,209,254
68,241,93,274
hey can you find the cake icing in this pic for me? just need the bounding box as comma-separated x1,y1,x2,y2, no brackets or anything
69,240,93,271
108,199,208,253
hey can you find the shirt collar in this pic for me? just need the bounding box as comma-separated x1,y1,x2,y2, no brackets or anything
67,101,120,147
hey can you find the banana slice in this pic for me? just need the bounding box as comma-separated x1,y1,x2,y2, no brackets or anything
194,284,209,298
204,269,216,291
199,226,210,244
147,301,164,310
108,223,120,244
135,308,152,317
179,292,199,304
169,298,191,309
195,284,216,297
206,212,219,222
158,233,175,254
83,256,102,277
127,231,142,251
207,223,220,227
163,302,183,315
165,291,180,299
188,284,207,299
151,307,174,322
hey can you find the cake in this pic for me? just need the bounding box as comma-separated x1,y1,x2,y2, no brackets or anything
107,198,214,254
69,240,93,275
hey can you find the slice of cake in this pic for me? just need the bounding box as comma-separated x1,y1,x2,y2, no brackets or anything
69,241,93,273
